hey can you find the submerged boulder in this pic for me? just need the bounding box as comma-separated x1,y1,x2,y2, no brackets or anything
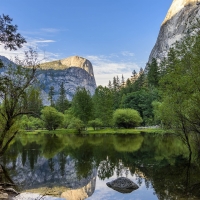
106,177,139,194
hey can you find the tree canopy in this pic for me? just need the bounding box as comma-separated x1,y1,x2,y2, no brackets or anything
0,14,26,50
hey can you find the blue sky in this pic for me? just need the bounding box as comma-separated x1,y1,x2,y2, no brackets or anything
1,0,172,85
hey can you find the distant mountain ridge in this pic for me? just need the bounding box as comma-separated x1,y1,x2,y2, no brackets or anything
38,55,97,103
0,55,97,103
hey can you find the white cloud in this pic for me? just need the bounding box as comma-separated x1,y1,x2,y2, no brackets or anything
0,38,59,63
121,51,135,57
85,55,140,86
34,40,55,43
40,28,60,33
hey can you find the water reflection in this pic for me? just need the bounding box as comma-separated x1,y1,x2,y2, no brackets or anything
1,133,200,199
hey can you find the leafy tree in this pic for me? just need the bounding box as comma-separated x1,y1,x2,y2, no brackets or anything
159,33,200,153
21,115,43,130
23,86,43,116
120,89,159,125
0,14,26,50
0,49,39,154
71,87,93,125
88,118,103,130
62,109,74,129
41,106,64,131
92,86,113,126
68,117,85,134
113,108,142,128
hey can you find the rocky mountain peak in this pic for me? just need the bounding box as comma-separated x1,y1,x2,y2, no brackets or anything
40,55,94,76
38,55,96,103
162,0,197,25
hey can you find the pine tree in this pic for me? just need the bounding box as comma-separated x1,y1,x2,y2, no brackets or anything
56,82,70,113
147,58,159,87
116,76,120,91
108,80,112,90
71,87,93,125
92,86,114,126
48,86,55,107
121,75,125,87
131,70,137,83
113,77,117,91
133,68,146,91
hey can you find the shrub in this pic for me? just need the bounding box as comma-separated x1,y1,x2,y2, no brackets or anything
113,109,142,128
68,117,85,134
41,106,64,130
88,118,103,130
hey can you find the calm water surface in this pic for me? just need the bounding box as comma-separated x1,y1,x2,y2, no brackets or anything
1,133,200,200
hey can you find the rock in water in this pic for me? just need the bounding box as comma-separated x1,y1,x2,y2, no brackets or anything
38,55,97,103
106,177,139,193
148,0,200,64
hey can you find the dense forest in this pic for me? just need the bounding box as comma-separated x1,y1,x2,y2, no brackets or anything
19,32,200,137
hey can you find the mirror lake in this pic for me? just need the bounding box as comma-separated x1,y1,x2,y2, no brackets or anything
1,132,200,200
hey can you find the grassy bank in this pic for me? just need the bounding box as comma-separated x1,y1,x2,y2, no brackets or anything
23,127,170,135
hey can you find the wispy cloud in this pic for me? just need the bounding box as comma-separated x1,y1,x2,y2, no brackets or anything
121,51,135,57
85,54,140,86
0,38,60,63
34,40,55,43
40,28,60,33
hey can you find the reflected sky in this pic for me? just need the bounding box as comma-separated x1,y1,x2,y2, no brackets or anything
1,133,200,200
88,173,157,200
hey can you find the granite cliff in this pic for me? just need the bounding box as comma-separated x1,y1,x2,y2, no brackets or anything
0,55,97,103
7,154,97,199
39,56,97,103
148,0,200,63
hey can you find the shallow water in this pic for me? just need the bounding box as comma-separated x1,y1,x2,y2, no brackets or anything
2,133,200,199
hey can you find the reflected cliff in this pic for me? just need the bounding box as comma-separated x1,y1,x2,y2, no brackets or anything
1,133,200,199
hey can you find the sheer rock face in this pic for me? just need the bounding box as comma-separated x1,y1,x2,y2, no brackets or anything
148,0,200,63
38,56,97,103
7,155,97,197
0,55,97,103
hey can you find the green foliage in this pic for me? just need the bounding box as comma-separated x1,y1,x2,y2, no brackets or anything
71,87,93,125
132,68,146,91
157,33,200,153
0,14,26,50
92,86,114,126
68,117,85,134
120,89,159,125
147,58,160,87
23,86,43,116
48,86,55,107
113,108,142,128
152,101,162,125
20,115,43,130
41,107,64,131
88,118,103,130
55,82,70,113
62,109,75,129
0,49,39,154
159,34,200,132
